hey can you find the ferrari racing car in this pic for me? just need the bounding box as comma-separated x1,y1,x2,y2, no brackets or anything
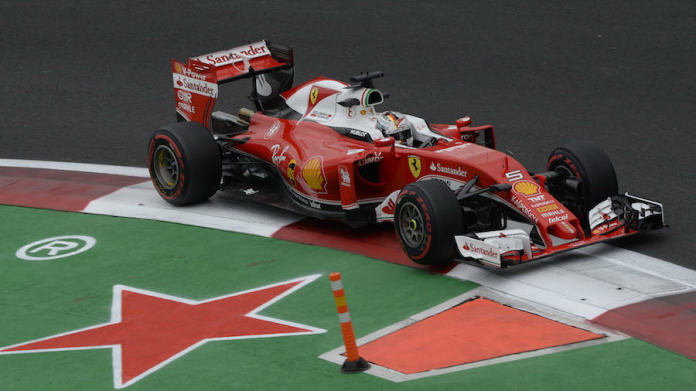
147,40,665,268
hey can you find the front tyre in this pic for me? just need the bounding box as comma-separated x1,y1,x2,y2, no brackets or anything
547,141,618,230
147,122,221,205
394,180,464,265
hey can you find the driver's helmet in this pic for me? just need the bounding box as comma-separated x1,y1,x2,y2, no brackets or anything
376,111,413,146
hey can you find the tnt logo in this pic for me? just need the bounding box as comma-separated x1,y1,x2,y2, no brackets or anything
16,236,96,261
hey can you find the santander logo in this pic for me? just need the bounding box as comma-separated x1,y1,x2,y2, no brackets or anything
195,43,269,67
429,162,467,178
462,243,498,258
382,198,395,214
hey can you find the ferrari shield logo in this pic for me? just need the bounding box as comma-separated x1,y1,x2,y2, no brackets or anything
309,87,319,105
408,156,421,178
287,159,297,186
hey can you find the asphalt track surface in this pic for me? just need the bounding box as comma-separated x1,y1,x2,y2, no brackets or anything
1,1,694,268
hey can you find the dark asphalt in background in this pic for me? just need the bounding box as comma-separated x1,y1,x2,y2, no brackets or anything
1,1,694,268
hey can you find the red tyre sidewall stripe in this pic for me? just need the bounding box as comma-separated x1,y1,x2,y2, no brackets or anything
150,133,186,200
548,152,582,179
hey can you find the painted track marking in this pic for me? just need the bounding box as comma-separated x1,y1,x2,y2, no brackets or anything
319,287,626,382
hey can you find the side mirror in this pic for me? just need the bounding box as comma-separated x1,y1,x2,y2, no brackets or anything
489,183,512,192
456,116,472,127
374,137,395,147
338,98,360,107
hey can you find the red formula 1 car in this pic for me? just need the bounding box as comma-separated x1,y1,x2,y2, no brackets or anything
147,41,665,268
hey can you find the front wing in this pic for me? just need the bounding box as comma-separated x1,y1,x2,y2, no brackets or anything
455,193,665,268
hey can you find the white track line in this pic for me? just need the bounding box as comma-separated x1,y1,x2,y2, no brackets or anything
0,159,149,177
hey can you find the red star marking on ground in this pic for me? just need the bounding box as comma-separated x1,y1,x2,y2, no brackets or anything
0,274,325,388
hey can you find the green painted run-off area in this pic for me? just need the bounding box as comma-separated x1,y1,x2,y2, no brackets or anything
0,205,693,390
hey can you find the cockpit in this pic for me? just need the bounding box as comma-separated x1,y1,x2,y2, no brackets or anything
231,65,449,148
287,72,448,148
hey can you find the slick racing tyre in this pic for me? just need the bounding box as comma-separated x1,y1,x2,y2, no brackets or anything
547,141,618,230
147,122,222,205
394,179,464,265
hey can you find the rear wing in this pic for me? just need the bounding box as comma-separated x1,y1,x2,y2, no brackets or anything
172,40,294,127
191,41,293,83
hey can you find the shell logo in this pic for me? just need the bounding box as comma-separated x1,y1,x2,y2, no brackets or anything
301,156,327,193
513,180,540,197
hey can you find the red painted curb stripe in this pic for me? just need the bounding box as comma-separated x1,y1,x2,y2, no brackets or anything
271,219,456,273
592,291,696,360
0,167,148,212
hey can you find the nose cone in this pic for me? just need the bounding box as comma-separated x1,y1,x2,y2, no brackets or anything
548,220,580,240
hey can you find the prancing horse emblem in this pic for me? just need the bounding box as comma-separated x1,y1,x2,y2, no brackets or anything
408,156,421,178
309,87,319,105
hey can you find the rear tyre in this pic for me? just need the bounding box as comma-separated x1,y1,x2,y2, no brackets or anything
547,141,618,230
147,122,221,205
394,180,464,265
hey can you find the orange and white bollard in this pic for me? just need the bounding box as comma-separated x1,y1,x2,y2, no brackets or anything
329,272,370,373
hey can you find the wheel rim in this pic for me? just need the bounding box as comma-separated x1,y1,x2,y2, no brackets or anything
398,202,425,248
153,145,179,190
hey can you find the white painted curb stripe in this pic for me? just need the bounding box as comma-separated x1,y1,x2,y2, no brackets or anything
0,159,302,238
82,182,304,238
578,244,696,289
445,246,696,319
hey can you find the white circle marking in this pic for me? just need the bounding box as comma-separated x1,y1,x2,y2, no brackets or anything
16,236,97,261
